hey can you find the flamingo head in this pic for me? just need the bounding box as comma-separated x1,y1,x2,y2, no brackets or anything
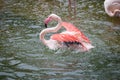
44,14,61,28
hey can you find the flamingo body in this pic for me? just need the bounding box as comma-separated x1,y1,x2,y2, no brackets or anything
40,14,94,51
51,22,90,43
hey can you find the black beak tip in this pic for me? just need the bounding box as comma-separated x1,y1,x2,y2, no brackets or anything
45,24,47,28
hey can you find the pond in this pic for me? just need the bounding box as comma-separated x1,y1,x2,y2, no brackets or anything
0,0,120,80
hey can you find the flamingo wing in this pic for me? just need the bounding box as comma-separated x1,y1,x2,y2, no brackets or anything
79,32,91,43
51,32,90,43
62,22,80,32
62,22,90,43
51,33,80,43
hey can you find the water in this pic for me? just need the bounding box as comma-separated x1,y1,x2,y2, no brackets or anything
0,0,120,80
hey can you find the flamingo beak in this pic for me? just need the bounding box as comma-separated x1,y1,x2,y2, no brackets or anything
45,23,47,28
44,17,51,28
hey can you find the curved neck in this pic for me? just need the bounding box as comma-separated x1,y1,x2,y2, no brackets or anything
40,19,62,45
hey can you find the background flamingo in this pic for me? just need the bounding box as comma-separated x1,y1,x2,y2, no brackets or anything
104,0,120,17
40,14,94,52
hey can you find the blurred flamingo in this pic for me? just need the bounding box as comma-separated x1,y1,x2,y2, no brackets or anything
40,14,94,52
104,0,120,17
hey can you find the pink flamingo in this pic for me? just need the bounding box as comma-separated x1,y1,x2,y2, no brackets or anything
104,0,120,17
40,14,94,52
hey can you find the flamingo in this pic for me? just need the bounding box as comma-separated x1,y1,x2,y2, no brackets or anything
40,14,94,52
104,0,120,17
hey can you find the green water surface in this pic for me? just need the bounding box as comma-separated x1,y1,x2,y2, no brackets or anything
0,0,120,80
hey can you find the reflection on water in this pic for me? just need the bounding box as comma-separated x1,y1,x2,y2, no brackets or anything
0,0,120,80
